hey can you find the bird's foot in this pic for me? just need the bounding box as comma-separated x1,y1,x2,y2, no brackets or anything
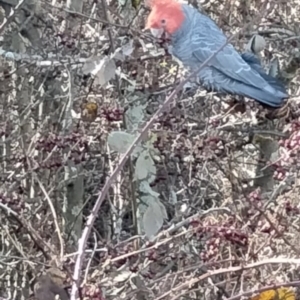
181,81,198,96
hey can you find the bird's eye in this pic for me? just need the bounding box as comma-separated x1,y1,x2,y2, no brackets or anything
161,19,166,24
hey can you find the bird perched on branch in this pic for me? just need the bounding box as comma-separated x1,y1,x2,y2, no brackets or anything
145,0,288,107
34,273,69,300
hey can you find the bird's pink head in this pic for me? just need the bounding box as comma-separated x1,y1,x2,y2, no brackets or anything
145,0,185,37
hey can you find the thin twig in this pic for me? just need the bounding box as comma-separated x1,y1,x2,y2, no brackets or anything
99,0,122,99
227,281,300,300
0,0,26,34
165,259,300,300
36,177,64,260
46,3,128,28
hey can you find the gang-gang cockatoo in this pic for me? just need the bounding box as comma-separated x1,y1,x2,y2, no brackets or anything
145,0,288,107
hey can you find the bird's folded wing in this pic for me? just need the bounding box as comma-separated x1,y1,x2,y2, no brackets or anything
190,24,272,92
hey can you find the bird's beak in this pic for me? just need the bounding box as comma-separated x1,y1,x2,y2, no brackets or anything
149,28,164,38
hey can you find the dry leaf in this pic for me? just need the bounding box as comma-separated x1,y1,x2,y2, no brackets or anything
250,288,295,300
81,102,98,122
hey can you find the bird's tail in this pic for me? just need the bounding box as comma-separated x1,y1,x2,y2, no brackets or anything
235,83,287,107
241,52,288,106
201,67,288,107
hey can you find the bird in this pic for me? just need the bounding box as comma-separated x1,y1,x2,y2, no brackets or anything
34,274,69,300
145,0,288,107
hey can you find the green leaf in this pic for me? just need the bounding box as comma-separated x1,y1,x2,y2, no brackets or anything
143,199,167,239
108,131,142,155
139,180,160,197
125,103,146,131
135,150,156,182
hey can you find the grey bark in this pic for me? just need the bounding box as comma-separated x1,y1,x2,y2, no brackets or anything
62,0,84,247
254,134,279,192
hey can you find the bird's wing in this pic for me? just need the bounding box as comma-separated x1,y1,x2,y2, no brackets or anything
187,11,273,92
241,52,287,95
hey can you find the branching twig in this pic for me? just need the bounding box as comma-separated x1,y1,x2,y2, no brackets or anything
165,259,300,300
36,177,64,260
0,0,26,35
227,281,300,300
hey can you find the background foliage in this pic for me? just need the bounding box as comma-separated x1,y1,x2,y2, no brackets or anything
0,0,300,299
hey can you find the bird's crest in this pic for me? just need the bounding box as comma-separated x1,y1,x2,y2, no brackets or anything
146,0,178,8
145,0,185,34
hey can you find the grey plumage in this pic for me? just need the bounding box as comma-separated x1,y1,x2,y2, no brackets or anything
169,4,288,107
34,275,69,300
